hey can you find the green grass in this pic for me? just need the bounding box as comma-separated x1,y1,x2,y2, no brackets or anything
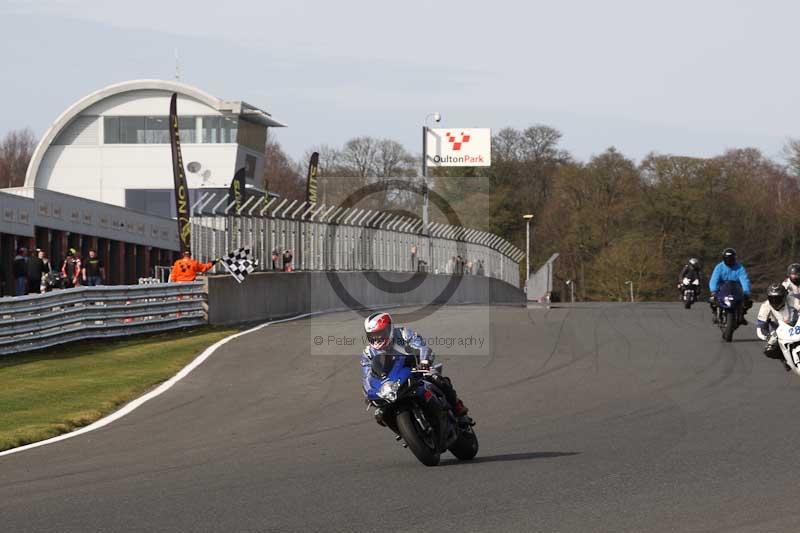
0,326,238,452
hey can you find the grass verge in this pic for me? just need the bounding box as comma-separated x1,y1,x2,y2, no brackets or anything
0,326,238,452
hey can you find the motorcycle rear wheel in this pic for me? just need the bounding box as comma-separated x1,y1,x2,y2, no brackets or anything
397,410,440,467
449,427,479,460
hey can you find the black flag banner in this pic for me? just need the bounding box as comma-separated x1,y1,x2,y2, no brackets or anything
220,247,258,283
306,151,319,204
169,93,192,253
228,167,246,214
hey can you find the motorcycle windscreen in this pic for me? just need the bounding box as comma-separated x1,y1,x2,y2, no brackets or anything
370,353,407,378
716,280,744,306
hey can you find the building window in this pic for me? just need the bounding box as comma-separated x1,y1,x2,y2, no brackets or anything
104,117,120,144
145,116,170,143
202,117,220,143
104,116,198,144
120,117,146,143
201,116,238,144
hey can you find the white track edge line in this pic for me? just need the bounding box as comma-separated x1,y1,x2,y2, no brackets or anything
0,312,319,459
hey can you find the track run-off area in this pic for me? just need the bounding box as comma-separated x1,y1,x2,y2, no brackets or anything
1,302,798,532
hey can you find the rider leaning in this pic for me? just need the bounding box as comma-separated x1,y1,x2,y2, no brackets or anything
757,283,795,371
708,248,752,325
361,312,468,418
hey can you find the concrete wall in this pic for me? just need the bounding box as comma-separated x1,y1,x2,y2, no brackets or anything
205,271,525,325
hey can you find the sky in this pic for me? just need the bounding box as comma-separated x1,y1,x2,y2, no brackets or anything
1,0,799,164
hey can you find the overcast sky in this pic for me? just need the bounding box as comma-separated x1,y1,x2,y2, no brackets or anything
1,0,798,164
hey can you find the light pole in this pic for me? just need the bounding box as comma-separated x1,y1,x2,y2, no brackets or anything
421,112,441,235
523,214,534,293
624,280,634,302
566,279,575,303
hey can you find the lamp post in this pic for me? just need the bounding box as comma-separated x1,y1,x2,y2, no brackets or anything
523,214,534,292
421,112,441,235
624,280,634,302
566,279,575,303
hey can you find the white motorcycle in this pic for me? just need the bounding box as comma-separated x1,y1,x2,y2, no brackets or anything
764,315,800,375
681,277,700,309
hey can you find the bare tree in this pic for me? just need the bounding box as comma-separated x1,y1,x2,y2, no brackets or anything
263,137,304,201
0,129,37,188
783,138,800,177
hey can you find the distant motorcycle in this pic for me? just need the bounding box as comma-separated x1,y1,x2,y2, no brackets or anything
714,280,745,342
363,353,478,466
681,277,700,309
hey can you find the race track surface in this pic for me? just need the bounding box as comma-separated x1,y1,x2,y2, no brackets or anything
2,302,799,532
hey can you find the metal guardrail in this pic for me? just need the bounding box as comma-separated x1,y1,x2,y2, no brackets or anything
190,192,525,287
0,283,206,355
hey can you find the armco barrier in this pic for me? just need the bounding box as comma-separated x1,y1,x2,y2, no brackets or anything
204,271,525,325
0,283,206,355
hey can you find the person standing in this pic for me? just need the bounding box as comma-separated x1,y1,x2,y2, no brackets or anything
61,248,82,289
271,248,281,271
27,249,44,295
39,251,54,293
82,249,105,286
282,249,293,272
12,248,27,296
169,251,216,282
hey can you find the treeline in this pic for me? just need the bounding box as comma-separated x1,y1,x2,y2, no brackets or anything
434,127,800,301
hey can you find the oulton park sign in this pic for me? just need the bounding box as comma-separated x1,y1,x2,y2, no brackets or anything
425,128,491,167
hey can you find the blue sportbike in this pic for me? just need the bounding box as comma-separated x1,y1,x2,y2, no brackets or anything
363,353,478,466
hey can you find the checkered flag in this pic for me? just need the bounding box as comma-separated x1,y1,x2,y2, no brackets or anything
220,247,258,283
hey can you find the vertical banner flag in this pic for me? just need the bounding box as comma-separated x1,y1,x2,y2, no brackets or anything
169,93,192,253
306,151,319,204
228,167,246,214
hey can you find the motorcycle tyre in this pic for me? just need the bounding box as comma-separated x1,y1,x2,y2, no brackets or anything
397,410,440,467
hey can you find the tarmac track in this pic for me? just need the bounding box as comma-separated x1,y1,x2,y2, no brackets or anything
2,302,800,532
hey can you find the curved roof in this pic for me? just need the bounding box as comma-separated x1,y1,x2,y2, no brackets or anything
24,79,285,188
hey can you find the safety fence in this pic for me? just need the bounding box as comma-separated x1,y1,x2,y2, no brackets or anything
0,282,206,355
190,192,524,287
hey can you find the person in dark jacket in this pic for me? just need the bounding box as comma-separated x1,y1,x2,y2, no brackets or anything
27,249,44,295
12,248,28,296
677,257,704,295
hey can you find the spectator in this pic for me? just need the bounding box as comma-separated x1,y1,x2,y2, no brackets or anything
411,244,418,271
477,260,485,276
12,248,28,296
27,248,44,294
169,251,216,282
61,248,82,289
271,248,281,271
456,255,465,275
39,251,54,293
82,249,105,286
282,249,294,272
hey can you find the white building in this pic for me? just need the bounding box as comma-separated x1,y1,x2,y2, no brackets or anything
24,79,286,217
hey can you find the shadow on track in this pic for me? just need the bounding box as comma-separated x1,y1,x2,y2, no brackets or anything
440,451,579,466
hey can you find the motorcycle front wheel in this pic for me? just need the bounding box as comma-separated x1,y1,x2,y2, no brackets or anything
397,410,440,466
722,310,736,342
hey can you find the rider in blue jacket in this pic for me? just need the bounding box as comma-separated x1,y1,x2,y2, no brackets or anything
708,248,752,325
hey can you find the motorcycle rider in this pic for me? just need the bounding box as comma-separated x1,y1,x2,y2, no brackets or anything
783,263,800,305
361,312,469,419
709,248,752,325
677,257,703,294
756,283,796,371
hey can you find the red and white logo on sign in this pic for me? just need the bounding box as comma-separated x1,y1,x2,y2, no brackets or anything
446,132,471,151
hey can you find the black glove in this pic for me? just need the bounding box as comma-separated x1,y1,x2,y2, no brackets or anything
210,259,218,266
